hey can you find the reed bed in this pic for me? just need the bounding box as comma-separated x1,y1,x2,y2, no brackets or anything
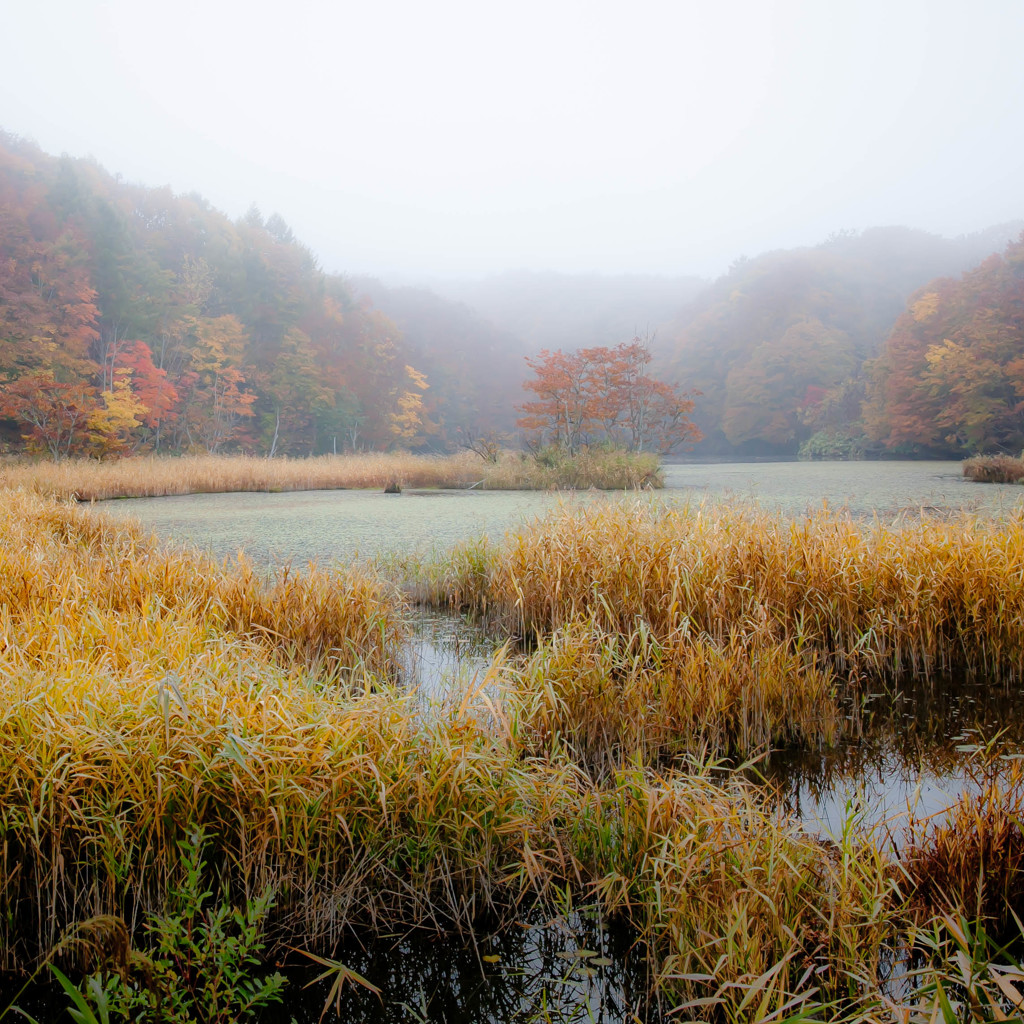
0,452,484,501
0,448,662,502
571,764,898,1021
0,490,405,680
899,761,1024,933
8,492,1024,1021
476,447,662,491
0,491,903,1022
963,453,1024,484
509,619,840,765
435,501,1024,684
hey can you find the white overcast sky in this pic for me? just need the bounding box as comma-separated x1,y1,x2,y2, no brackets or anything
2,0,1022,279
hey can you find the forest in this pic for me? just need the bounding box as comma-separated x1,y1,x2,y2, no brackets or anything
663,223,1024,457
0,131,528,459
1,128,1023,461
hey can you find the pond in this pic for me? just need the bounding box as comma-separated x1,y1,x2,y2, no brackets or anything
99,460,1024,565
90,460,1024,1021
97,460,1024,838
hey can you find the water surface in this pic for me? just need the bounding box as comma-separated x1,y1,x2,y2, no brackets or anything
99,460,1024,566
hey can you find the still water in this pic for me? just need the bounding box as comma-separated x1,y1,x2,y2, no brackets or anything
92,461,1024,1022
100,460,1024,566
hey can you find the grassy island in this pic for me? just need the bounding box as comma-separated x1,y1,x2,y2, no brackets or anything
963,453,1024,484
0,448,662,502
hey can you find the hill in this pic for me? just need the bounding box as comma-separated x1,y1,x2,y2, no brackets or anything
664,224,1024,456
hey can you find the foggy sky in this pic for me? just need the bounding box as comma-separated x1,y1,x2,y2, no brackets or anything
3,0,1022,280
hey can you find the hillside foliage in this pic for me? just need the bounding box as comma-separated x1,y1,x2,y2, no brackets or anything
664,225,1024,456
865,234,1024,455
0,132,499,457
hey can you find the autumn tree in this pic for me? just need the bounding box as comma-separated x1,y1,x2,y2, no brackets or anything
112,340,180,449
88,375,147,456
0,372,97,458
865,235,1024,454
178,315,256,452
518,339,700,454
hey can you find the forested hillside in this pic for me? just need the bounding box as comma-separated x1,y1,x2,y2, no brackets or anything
3,128,1022,462
350,278,527,438
665,224,1024,456
0,132,515,457
864,234,1024,455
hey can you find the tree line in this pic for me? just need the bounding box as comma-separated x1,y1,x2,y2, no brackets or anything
3,129,1022,461
664,224,1024,458
0,133,468,458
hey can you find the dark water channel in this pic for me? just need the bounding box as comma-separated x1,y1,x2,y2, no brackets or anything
260,908,661,1024
76,461,1024,1020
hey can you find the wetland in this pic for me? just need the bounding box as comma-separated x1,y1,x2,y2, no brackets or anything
5,458,1024,1022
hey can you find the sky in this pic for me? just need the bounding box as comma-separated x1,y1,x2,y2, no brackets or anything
2,0,1023,280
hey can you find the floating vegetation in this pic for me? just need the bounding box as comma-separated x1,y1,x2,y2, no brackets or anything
963,453,1024,484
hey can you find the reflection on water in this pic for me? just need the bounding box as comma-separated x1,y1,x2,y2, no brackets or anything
259,909,660,1024
400,609,504,700
763,675,1024,840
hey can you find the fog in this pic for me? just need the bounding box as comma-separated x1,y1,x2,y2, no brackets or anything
3,0,1021,280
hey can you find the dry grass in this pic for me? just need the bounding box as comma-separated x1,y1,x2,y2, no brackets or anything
478,446,662,491
0,449,663,502
963,454,1024,484
572,764,897,1021
0,491,903,1024
0,490,405,680
0,452,484,501
436,501,1024,685
899,761,1024,932
509,619,840,765
9,490,1024,1021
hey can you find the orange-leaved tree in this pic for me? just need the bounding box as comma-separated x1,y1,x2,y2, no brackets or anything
517,338,700,454
0,372,98,458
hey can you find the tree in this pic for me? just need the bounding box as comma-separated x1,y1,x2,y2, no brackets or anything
517,347,605,455
262,327,332,456
389,364,430,441
865,235,1024,454
517,339,701,454
114,340,180,449
178,315,256,452
88,375,147,456
0,372,98,458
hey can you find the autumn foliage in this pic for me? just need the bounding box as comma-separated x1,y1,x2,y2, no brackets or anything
0,133,437,458
517,338,701,454
864,233,1024,454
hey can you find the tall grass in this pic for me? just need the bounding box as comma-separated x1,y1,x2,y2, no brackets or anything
0,448,662,502
900,760,1024,933
0,491,405,680
509,619,840,765
435,501,1024,684
0,492,900,1023
0,452,483,500
963,454,1024,484
7,492,1024,1021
